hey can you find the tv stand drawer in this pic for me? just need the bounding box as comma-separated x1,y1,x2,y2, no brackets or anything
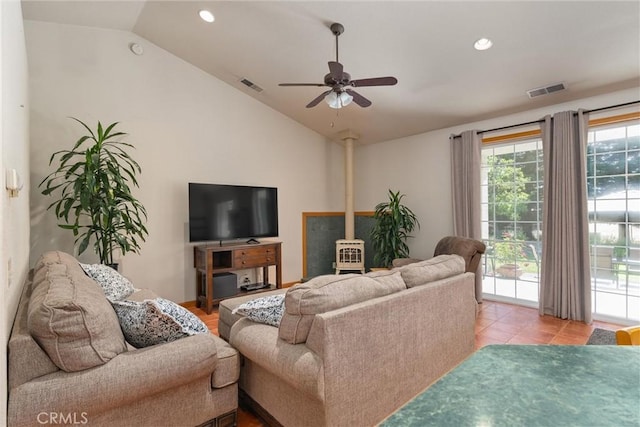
234,245,278,267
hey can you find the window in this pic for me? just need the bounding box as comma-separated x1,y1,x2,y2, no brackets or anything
480,114,640,322
587,121,640,321
481,139,543,305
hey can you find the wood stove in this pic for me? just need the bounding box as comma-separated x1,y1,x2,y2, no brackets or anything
335,239,365,274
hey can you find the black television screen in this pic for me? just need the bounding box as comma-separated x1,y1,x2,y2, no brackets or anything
189,183,278,243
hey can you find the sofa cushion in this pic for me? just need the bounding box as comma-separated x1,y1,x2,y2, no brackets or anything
33,249,81,272
396,254,465,288
391,258,423,268
28,251,128,372
80,263,135,301
111,290,209,348
279,271,406,344
232,294,285,327
210,335,240,388
9,272,61,390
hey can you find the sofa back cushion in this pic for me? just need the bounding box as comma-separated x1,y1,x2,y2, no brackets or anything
396,254,465,288
8,271,60,390
279,271,406,344
28,251,128,372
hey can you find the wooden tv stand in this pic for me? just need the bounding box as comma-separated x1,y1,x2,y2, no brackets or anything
193,241,282,314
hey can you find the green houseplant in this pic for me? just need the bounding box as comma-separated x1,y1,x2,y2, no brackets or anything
370,190,420,268
40,118,148,266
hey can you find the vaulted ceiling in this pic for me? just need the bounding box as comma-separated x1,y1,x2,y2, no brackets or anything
21,1,640,144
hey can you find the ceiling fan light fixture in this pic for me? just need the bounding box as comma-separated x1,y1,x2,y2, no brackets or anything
325,91,353,109
474,37,493,51
199,10,215,23
280,23,395,109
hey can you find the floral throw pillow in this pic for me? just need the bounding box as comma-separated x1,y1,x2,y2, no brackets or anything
232,294,285,327
111,297,209,348
80,263,135,301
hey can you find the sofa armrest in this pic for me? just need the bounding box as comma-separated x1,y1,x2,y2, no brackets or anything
230,318,324,400
8,333,218,424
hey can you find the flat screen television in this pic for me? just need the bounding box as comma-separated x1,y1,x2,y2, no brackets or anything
188,183,278,243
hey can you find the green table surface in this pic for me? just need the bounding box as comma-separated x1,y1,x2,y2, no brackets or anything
381,345,640,427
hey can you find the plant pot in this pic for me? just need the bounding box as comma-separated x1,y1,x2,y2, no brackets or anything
497,263,523,279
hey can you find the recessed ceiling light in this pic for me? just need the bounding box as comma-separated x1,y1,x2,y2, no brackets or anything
474,38,493,51
199,10,215,23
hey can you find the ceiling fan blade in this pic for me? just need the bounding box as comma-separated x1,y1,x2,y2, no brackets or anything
345,89,372,108
350,76,398,87
279,83,327,87
306,90,332,108
328,61,343,81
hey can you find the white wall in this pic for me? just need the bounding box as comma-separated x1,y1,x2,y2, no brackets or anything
355,87,640,259
26,21,344,303
20,9,640,298
1,0,30,424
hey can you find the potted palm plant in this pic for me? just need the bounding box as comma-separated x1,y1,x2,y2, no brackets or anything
40,118,148,267
370,190,420,268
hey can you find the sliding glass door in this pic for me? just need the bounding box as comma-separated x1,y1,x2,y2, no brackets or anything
587,121,640,321
481,139,543,305
480,116,639,322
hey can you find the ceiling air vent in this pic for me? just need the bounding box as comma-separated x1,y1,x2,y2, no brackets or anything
526,82,566,99
240,78,263,93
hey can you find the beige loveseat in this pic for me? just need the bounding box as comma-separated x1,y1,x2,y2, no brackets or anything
220,254,477,426
8,251,239,427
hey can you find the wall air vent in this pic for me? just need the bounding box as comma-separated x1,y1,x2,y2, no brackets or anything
526,82,566,99
240,78,263,93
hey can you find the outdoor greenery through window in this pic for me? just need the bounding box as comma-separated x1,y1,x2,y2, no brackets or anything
587,121,639,321
481,139,543,305
481,116,640,322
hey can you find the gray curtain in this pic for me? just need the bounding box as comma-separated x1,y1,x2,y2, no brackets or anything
539,110,592,323
450,130,483,302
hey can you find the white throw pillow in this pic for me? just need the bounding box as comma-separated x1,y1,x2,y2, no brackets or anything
111,297,209,348
80,263,135,301
232,294,285,327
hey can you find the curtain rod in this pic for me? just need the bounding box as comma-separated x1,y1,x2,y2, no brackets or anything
449,99,640,139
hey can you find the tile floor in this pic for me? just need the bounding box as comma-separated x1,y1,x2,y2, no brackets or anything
475,300,623,348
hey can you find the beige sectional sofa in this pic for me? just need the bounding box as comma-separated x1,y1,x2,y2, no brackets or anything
8,251,239,427
220,253,478,427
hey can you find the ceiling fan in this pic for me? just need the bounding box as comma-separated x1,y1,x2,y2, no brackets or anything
279,23,398,109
